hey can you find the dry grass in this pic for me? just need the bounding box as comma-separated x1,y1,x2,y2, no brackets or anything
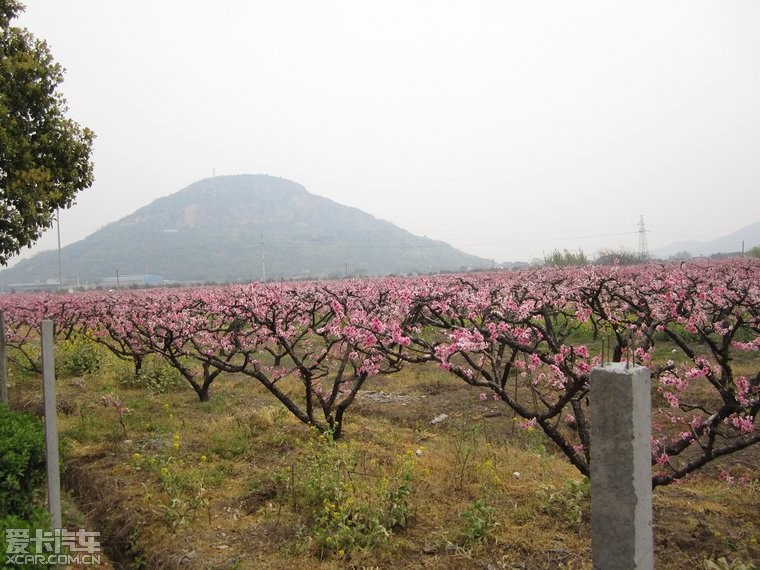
7,348,759,569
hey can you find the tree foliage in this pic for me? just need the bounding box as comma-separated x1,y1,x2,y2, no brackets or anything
0,0,94,264
595,248,643,266
1,260,758,485
544,248,588,267
0,404,46,519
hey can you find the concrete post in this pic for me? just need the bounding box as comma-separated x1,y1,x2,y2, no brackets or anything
0,310,7,404
41,320,62,529
590,363,653,570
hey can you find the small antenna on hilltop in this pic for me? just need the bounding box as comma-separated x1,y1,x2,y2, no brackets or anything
638,215,649,261
212,168,216,177
261,233,266,282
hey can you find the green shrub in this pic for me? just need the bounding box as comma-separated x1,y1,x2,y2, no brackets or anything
55,335,102,377
0,509,53,569
537,477,590,525
0,405,47,519
276,428,415,559
459,499,497,547
8,343,42,376
121,358,184,394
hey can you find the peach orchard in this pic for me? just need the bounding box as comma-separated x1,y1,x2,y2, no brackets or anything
2,258,758,488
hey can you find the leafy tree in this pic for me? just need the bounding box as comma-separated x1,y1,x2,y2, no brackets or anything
669,250,692,261
750,246,760,259
544,248,587,267
0,0,94,264
595,248,642,266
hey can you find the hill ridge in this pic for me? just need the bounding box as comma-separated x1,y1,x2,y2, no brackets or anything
652,220,760,258
0,174,488,287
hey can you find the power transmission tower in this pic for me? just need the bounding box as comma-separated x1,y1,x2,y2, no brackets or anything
638,215,649,261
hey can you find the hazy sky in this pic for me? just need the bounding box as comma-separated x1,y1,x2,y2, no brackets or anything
11,1,760,265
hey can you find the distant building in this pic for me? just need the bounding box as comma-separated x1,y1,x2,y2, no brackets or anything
500,261,530,271
101,274,165,287
4,281,60,292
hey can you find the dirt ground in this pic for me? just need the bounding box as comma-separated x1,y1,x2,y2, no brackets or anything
11,361,760,569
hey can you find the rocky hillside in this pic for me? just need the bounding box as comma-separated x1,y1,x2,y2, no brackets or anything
0,175,488,286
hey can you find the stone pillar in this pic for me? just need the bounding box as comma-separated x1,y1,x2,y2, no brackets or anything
590,363,653,569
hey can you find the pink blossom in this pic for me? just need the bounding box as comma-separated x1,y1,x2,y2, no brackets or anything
576,307,592,323
520,418,538,430
718,469,736,484
574,345,589,359
686,366,708,380
733,338,760,351
655,453,669,466
730,415,754,434
734,376,751,406
574,361,591,375
663,392,680,408
634,347,652,364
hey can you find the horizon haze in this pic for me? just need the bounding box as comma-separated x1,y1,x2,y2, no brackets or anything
9,1,760,266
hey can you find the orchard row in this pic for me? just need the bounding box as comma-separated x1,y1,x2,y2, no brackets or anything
2,259,758,487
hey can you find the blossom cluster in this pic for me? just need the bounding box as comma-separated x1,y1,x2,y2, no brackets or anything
1,258,757,486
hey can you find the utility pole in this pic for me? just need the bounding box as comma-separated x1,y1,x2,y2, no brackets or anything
56,208,62,289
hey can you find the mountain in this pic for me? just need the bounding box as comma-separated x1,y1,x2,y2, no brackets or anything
652,221,760,259
0,175,488,287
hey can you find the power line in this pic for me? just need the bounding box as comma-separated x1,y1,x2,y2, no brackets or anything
449,231,638,248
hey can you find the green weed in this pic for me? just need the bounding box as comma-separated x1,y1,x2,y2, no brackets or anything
458,499,497,547
275,428,415,559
